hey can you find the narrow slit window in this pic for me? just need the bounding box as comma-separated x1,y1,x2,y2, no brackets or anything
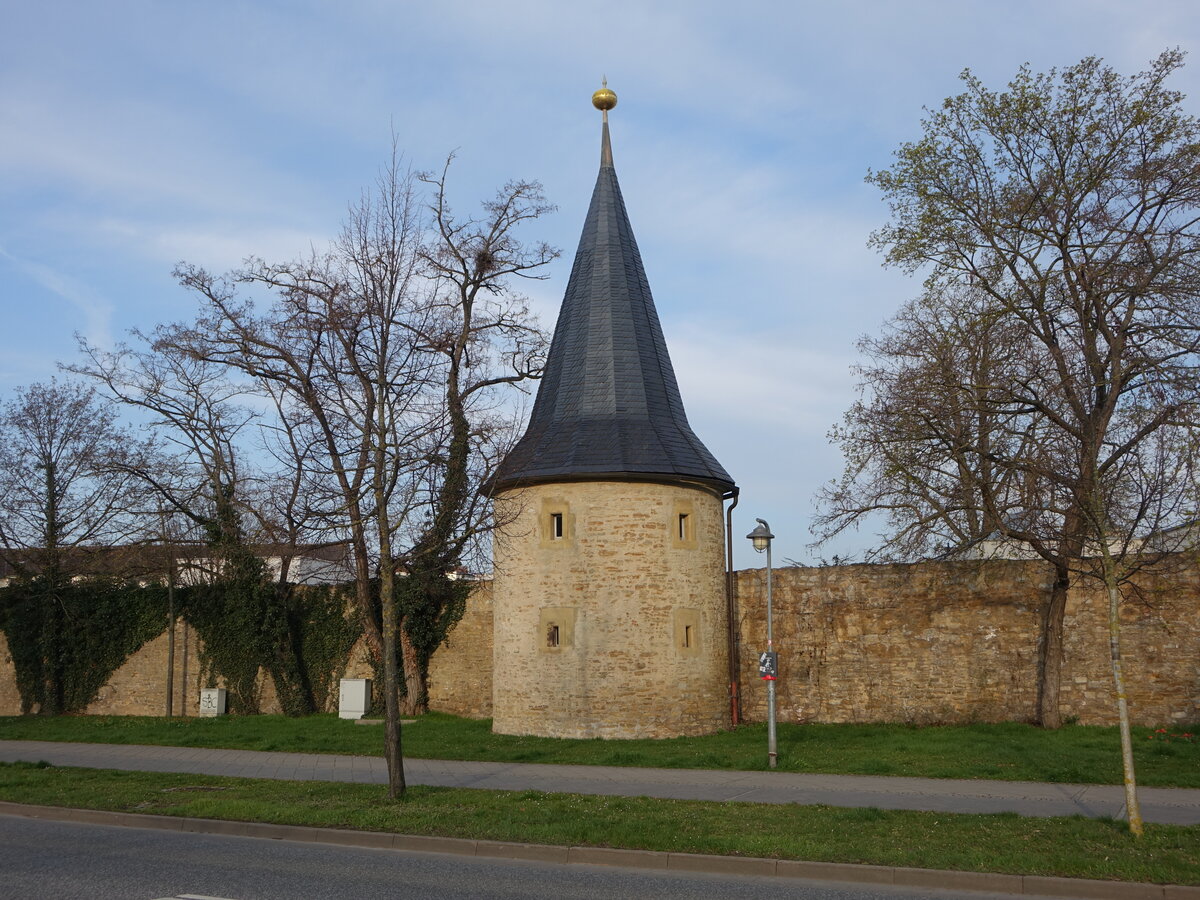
678,513,689,541
683,624,693,649
539,607,574,653
551,512,564,539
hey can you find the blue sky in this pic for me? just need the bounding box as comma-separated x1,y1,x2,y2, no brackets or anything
3,1,1198,568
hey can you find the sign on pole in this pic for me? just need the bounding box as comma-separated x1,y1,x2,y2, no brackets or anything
758,651,777,680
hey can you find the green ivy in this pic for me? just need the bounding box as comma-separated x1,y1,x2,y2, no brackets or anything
178,564,361,717
293,584,361,711
399,572,471,704
0,569,368,718
357,574,471,711
177,543,307,716
181,583,268,715
0,580,168,714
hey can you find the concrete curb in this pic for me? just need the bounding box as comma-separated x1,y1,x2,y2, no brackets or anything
1,801,1196,899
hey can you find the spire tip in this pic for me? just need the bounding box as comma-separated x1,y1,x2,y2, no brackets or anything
591,80,617,112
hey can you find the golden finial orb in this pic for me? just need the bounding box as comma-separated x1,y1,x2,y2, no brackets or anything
592,77,617,111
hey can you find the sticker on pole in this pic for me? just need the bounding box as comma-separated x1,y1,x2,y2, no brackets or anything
758,651,778,680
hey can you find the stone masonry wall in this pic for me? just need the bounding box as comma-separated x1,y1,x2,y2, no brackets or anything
734,561,1200,727
428,581,493,718
491,481,729,738
1,560,1196,726
734,560,1049,725
84,619,205,717
330,582,496,719
0,618,285,718
0,588,494,719
82,620,284,717
1057,566,1200,726
0,631,20,715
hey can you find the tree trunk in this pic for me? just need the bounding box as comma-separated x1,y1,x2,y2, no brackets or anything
41,468,64,716
1035,564,1069,729
1102,559,1142,836
39,588,63,716
349,522,384,662
379,562,406,799
398,627,427,716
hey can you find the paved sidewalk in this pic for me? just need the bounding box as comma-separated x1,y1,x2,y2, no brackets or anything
3,739,1200,825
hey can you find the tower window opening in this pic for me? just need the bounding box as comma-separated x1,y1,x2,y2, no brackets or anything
547,624,560,648
551,512,564,539
683,624,693,649
678,513,689,541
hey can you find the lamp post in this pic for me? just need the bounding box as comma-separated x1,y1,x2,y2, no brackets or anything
746,518,777,768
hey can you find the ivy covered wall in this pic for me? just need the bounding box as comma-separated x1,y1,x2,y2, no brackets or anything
0,580,168,714
0,581,360,716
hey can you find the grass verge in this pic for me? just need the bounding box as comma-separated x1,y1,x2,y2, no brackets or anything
2,713,1199,788
1,761,1197,885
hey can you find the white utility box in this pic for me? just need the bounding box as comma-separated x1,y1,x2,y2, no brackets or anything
339,678,372,719
199,687,227,717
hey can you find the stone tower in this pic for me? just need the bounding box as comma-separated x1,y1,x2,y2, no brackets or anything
489,85,737,739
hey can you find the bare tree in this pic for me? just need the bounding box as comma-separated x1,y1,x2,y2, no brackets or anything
815,285,1078,724
816,286,1032,559
70,334,254,555
69,336,320,714
165,155,434,797
163,151,553,796
0,380,146,713
248,381,330,586
0,380,147,579
824,52,1200,834
392,158,556,712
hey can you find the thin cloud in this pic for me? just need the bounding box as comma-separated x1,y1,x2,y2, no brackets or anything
90,218,335,273
0,246,114,348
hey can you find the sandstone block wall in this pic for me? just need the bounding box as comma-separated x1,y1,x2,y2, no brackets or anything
734,561,1200,727
84,619,205,717
491,481,729,738
735,561,1048,725
2,559,1196,728
339,637,376,693
0,632,20,715
1057,568,1200,725
0,618,284,718
83,620,286,717
428,581,493,718
327,583,496,719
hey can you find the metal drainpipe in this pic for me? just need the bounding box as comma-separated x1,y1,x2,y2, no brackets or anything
724,487,741,726
165,576,175,717
180,619,190,717
165,548,176,718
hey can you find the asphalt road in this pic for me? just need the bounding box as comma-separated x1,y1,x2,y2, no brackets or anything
0,815,1027,900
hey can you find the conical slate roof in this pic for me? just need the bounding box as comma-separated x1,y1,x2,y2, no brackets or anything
492,114,734,495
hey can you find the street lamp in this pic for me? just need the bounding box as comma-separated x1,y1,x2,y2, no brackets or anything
746,518,777,769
